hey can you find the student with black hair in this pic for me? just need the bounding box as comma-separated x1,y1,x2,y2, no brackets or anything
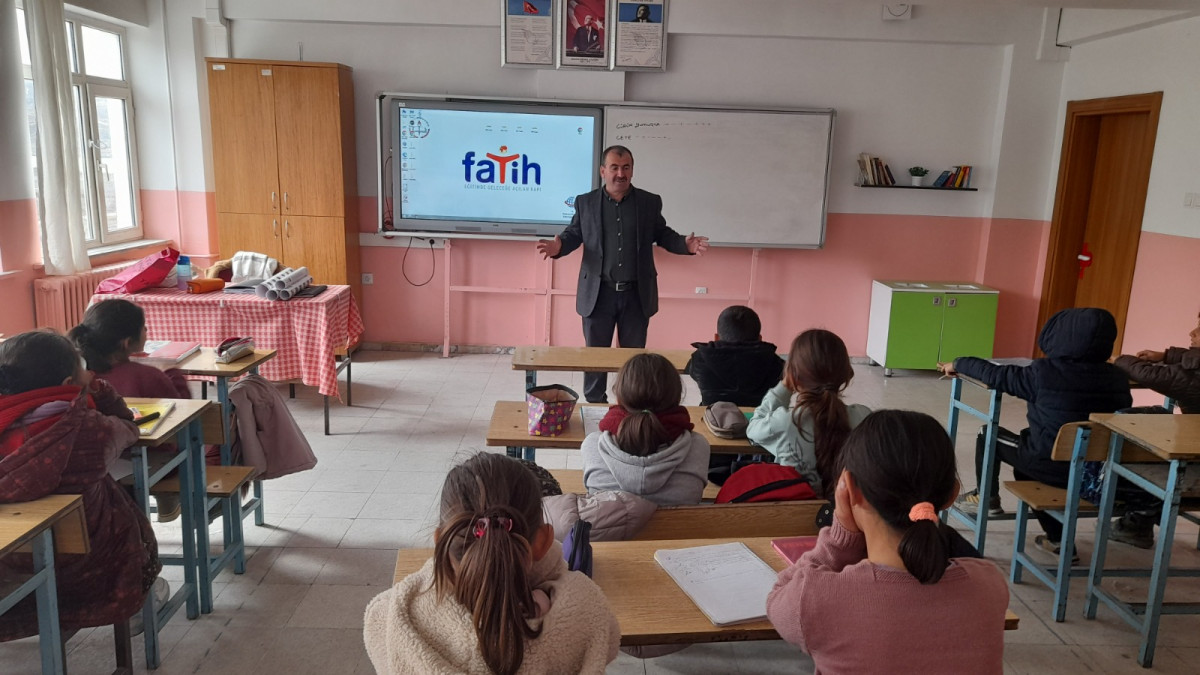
685,305,783,406
766,410,1008,673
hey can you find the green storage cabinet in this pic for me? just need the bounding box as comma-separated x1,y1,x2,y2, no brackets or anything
865,281,998,375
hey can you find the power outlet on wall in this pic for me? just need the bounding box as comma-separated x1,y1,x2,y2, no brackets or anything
362,273,374,285
695,287,708,294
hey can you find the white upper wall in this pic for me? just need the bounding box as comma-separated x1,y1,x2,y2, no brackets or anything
1055,13,1200,239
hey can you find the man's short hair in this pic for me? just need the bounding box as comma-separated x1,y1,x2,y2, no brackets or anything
601,145,634,166
717,305,761,342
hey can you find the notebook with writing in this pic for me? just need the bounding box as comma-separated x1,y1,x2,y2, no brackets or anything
770,536,819,565
654,542,779,626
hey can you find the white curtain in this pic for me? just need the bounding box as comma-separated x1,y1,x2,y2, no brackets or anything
24,0,90,275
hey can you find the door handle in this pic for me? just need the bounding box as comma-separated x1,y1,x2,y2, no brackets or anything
284,192,289,211
272,218,278,237
1077,242,1093,279
285,220,291,238
271,191,277,209
932,296,942,306
948,297,957,308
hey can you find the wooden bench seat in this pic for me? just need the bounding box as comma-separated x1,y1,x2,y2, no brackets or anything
150,465,256,498
1004,481,1097,513
549,469,721,501
633,501,826,540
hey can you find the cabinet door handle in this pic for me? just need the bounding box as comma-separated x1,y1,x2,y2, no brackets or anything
948,297,957,308
932,296,942,306
273,219,279,238
271,191,277,209
284,192,289,211
285,220,291,238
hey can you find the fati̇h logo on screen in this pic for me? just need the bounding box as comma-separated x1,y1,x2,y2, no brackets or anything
462,146,543,191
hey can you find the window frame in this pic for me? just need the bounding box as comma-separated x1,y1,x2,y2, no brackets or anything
17,6,144,248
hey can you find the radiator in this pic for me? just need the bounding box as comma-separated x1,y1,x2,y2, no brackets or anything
33,261,139,333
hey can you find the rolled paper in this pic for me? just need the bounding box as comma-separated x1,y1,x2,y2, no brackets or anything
255,283,271,298
261,266,294,290
270,266,309,289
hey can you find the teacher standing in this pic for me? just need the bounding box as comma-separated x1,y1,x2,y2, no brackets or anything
537,145,709,403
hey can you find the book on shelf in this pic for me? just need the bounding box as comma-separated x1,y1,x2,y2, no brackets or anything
961,165,973,188
132,340,201,366
932,170,952,188
857,154,874,185
654,542,779,626
883,163,896,186
129,401,176,436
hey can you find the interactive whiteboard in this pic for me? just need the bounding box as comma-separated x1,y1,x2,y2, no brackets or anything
604,106,834,248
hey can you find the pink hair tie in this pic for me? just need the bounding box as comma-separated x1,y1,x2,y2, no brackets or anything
908,502,939,523
472,516,514,538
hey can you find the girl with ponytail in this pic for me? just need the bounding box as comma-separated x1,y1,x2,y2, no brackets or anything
581,353,711,505
364,453,620,674
767,410,1009,673
69,299,191,399
747,329,871,498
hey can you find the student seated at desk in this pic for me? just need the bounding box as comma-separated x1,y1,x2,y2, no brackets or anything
0,331,161,641
746,329,871,499
1103,310,1200,548
939,307,1131,559
364,453,620,674
685,305,783,407
767,410,1009,674
71,298,190,522
582,353,711,505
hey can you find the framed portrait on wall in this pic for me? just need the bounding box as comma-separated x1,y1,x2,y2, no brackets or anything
502,0,555,67
613,0,667,70
557,0,611,69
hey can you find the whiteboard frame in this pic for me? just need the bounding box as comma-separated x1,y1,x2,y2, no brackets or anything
375,92,836,247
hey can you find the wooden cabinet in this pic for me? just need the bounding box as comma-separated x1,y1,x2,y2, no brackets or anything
866,281,999,375
207,58,360,302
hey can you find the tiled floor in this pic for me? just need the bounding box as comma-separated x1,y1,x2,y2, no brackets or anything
5,350,1200,673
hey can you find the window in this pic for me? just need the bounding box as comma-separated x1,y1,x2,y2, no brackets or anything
16,7,142,247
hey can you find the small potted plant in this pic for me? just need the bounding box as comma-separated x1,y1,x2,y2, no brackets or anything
908,166,929,186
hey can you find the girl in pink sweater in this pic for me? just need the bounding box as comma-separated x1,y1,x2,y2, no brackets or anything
766,410,1009,674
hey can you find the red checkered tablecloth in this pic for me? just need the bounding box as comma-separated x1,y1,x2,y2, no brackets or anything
90,286,364,398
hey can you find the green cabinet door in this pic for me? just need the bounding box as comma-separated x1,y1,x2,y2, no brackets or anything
885,292,945,370
938,293,998,362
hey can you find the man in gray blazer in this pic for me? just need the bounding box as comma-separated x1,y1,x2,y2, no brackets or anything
537,145,709,402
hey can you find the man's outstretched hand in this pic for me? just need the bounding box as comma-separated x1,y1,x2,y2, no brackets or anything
687,233,710,255
536,235,562,259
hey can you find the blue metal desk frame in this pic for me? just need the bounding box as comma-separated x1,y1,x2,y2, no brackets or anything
1084,417,1200,668
0,527,67,673
944,376,1013,553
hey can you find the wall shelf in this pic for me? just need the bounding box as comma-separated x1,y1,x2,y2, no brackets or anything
857,184,978,192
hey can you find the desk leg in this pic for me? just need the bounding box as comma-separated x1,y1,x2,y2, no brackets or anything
1086,434,1124,621
526,370,536,390
946,378,963,441
32,530,65,675
1138,459,1185,667
523,448,536,461
188,420,215,615
973,390,1003,553
182,420,202,619
506,446,520,459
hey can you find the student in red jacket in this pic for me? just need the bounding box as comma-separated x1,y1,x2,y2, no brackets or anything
0,331,160,640
767,410,1008,674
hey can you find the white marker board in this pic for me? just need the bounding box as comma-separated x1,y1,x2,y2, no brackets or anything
604,106,834,248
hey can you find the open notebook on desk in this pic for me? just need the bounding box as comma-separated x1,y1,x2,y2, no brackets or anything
655,542,779,626
129,401,175,436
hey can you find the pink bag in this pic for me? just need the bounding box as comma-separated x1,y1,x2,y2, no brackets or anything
95,247,180,294
527,385,579,437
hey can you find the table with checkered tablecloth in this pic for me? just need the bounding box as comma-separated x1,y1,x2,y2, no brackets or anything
90,286,363,398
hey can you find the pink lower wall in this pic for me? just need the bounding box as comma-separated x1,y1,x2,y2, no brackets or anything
139,190,219,267
359,206,1054,358
0,198,40,336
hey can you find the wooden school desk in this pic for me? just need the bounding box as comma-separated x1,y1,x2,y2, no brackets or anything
1085,413,1200,668
393,537,1019,645
123,397,211,668
549,469,722,501
177,347,276,525
0,494,88,674
513,346,693,391
487,401,758,460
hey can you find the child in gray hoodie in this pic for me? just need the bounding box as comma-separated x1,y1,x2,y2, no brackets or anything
582,353,711,505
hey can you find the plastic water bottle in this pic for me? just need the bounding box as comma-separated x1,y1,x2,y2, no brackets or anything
176,255,192,290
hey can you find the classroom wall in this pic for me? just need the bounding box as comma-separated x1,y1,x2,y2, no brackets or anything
1053,13,1200,356
0,0,39,336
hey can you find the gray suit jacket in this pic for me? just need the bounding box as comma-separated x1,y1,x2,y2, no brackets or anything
555,186,690,318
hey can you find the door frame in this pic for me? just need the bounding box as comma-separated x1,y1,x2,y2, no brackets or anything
1036,91,1162,355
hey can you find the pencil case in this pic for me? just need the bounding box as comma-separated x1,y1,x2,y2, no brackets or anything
187,278,225,294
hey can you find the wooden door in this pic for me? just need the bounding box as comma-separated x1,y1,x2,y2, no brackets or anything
207,61,280,215
217,213,282,262
1037,92,1162,356
281,216,347,285
273,66,345,218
